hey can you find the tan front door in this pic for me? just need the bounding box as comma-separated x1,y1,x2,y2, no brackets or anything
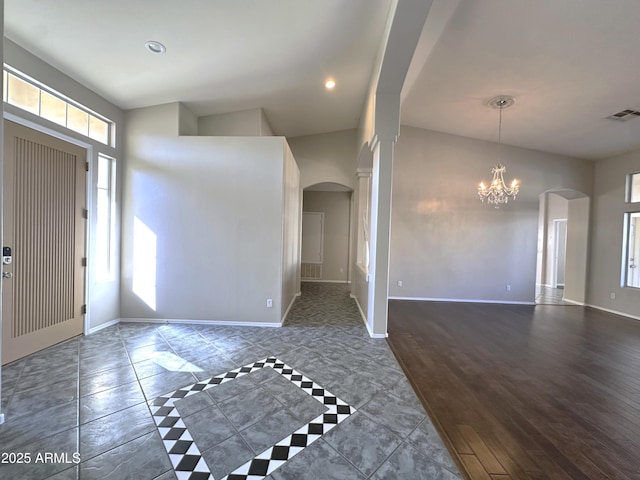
2,121,86,365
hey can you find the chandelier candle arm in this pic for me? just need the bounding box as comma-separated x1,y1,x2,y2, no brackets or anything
478,162,519,206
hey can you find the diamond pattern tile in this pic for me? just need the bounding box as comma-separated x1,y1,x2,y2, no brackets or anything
150,357,355,480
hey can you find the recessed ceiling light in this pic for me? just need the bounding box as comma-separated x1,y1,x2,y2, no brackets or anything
325,79,336,90
145,41,166,54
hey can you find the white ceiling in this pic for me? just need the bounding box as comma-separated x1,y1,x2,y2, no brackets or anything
4,0,392,138
5,0,640,160
402,0,640,161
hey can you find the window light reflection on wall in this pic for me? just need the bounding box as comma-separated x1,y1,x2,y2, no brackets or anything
132,216,157,311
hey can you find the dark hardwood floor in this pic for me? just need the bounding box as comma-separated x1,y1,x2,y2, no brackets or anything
387,301,640,480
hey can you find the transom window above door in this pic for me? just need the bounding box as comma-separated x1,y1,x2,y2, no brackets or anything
3,65,115,147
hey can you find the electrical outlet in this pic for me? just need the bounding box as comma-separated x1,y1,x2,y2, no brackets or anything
397,280,403,287
506,284,511,292
266,298,273,308
610,292,616,300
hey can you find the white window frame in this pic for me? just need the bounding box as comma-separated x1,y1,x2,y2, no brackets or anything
621,211,640,289
96,154,117,282
626,172,640,204
3,65,115,147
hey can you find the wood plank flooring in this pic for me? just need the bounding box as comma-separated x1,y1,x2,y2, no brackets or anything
387,301,640,480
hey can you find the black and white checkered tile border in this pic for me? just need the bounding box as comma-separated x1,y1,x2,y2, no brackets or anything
148,356,355,480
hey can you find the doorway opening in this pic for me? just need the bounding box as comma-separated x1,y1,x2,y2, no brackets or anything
535,190,589,306
301,183,353,284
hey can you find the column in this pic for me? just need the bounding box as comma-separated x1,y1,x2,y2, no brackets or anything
366,137,395,337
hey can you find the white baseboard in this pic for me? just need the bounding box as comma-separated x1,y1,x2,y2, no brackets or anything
388,296,535,306
282,295,297,323
350,293,367,326
585,304,640,322
562,298,585,306
367,329,388,339
349,293,388,338
86,318,120,335
120,318,283,328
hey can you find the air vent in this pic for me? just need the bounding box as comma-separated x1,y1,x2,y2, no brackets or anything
301,263,322,280
607,109,640,121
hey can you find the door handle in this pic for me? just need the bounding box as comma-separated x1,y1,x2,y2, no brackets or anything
2,272,13,279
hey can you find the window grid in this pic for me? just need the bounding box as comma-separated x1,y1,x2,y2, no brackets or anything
3,65,114,147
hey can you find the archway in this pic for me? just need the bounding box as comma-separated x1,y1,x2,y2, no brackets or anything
301,182,354,284
535,189,590,305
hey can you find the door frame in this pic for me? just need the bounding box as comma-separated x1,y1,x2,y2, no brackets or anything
3,111,93,334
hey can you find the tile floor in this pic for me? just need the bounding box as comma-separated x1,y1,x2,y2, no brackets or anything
534,285,570,305
0,283,461,480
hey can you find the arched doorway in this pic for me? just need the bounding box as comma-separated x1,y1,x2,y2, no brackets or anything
301,182,353,283
535,190,590,305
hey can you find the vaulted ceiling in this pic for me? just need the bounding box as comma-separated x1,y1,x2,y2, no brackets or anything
403,0,640,160
4,0,392,138
5,0,640,160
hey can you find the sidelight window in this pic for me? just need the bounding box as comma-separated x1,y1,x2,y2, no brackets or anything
622,211,640,289
627,173,640,204
96,154,117,281
622,173,640,288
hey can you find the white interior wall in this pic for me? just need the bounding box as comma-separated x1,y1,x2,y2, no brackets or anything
288,129,358,286
535,194,547,286
287,130,358,190
198,108,273,136
389,126,594,304
302,191,351,282
352,148,373,323
589,149,640,318
178,103,198,136
123,105,290,324
544,193,569,286
281,143,301,320
565,197,590,304
261,109,275,136
556,221,567,285
3,39,124,332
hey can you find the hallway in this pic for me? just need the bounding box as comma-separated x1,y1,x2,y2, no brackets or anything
535,285,571,305
0,283,459,480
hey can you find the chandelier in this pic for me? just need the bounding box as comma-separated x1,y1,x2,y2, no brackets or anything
478,95,519,207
